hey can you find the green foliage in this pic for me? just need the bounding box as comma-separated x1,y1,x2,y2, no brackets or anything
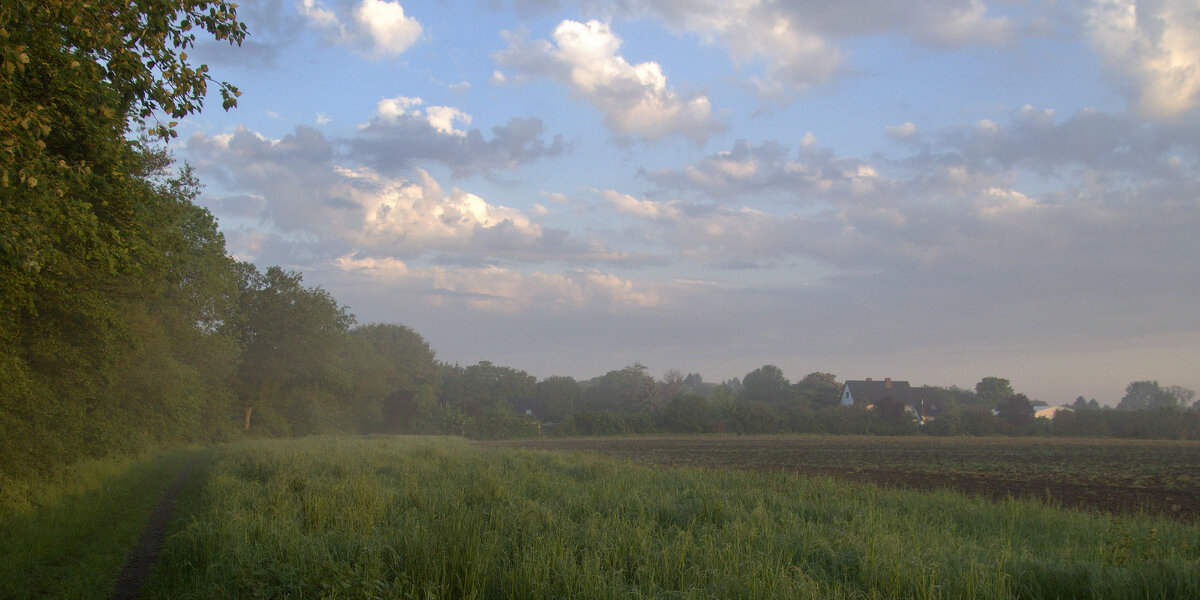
725,398,781,433
573,410,630,435
959,405,999,436
869,396,920,435
467,401,542,440
661,394,721,433
994,393,1036,432
341,323,439,433
0,0,248,481
229,265,354,432
795,371,841,409
1,151,242,481
1118,380,1180,411
742,364,792,405
581,363,659,413
535,375,581,422
141,437,1200,599
1053,408,1200,440
974,377,1014,406
1,0,244,276
439,360,537,417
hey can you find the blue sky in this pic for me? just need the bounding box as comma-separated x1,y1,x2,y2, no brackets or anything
179,0,1200,404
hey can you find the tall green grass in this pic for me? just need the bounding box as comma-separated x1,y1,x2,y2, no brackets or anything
144,436,1200,599
0,447,206,599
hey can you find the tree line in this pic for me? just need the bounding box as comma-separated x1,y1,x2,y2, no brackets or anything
3,2,1198,487
450,368,1200,441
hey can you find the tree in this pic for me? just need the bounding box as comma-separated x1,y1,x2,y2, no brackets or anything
726,399,779,434
681,373,709,396
658,369,685,400
582,363,659,413
467,401,540,440
343,323,439,432
870,396,915,433
960,405,998,436
231,265,354,433
1071,396,1101,410
661,394,717,433
795,372,841,409
995,393,1036,430
536,376,581,422
975,377,1014,406
1118,381,1178,411
2,0,245,280
742,365,792,405
1165,386,1196,409
439,361,537,417
1,0,246,478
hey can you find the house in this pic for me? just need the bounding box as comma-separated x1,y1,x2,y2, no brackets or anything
840,378,933,423
1035,404,1073,419
840,378,912,406
510,397,538,418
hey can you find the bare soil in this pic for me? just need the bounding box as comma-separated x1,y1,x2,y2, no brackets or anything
482,436,1200,521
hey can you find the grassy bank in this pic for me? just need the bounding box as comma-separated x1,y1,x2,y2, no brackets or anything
0,447,207,599
142,436,1198,599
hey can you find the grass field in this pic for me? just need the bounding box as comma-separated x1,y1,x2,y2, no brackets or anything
4,435,1199,599
487,435,1200,521
140,436,1198,599
0,447,207,599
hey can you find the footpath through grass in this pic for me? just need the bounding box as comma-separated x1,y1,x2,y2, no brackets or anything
142,435,1199,599
0,447,207,599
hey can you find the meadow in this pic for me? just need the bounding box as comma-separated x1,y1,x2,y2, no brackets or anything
4,435,1200,599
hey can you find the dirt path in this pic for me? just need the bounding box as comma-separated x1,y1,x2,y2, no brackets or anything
109,456,202,600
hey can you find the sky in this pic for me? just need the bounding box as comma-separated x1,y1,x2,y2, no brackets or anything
178,0,1200,405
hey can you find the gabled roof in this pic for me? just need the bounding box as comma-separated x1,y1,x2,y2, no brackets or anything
1034,405,1073,419
843,379,915,405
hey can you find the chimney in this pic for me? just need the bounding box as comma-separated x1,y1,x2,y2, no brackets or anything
885,377,892,387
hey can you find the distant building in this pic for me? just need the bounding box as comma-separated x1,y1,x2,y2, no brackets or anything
840,378,934,423
1035,405,1073,419
510,397,538,417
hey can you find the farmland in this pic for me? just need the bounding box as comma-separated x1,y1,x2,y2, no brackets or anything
486,435,1200,521
5,435,1200,598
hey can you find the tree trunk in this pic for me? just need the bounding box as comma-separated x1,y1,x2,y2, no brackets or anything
244,405,253,430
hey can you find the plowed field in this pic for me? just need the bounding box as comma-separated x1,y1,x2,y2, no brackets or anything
482,436,1200,521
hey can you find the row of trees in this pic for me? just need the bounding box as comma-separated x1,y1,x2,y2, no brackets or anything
2,0,252,484
436,366,1200,440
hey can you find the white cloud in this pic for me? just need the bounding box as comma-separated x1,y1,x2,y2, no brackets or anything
642,138,880,200
975,187,1039,219
604,189,679,220
374,96,471,136
351,99,566,176
187,126,589,264
333,255,663,311
298,0,422,56
886,122,918,140
1087,0,1200,118
339,165,541,250
649,1,842,101
494,19,723,143
355,0,422,55
298,0,340,30
609,0,1012,103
